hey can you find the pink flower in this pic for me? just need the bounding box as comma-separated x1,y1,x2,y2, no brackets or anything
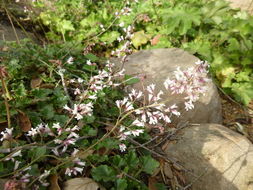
119,144,127,152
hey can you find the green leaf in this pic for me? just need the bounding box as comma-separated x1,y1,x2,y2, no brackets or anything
85,53,99,62
112,155,126,168
125,151,139,169
14,83,27,98
32,88,53,98
29,146,47,161
91,165,116,182
40,104,55,120
101,31,120,43
124,75,140,85
227,38,240,52
235,72,250,82
58,20,75,33
131,31,151,48
116,179,128,190
154,183,167,190
231,82,253,105
141,155,159,175
164,7,201,35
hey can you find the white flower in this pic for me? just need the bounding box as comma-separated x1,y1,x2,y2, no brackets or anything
53,124,63,135
14,160,21,170
52,148,59,156
6,150,22,161
131,129,144,137
73,158,86,166
86,60,91,65
68,132,79,139
71,149,79,156
119,125,125,132
65,167,83,176
54,139,62,144
74,88,81,95
132,119,144,127
27,128,38,137
147,84,155,94
52,123,61,129
119,144,127,152
185,101,194,111
77,78,84,83
67,57,74,64
75,113,83,120
0,128,13,141
119,22,124,27
39,170,50,180
88,94,97,100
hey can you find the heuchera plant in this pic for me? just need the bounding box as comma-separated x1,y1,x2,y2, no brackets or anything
0,46,210,189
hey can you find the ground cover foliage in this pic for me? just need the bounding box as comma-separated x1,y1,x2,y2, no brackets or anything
0,40,210,189
0,42,161,189
27,0,253,105
0,0,253,189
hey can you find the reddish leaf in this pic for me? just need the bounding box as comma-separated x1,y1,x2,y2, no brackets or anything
30,77,42,89
18,111,31,132
49,174,61,190
151,34,161,46
148,177,158,190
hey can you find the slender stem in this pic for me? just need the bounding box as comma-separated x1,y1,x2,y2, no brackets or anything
0,77,11,128
3,6,20,44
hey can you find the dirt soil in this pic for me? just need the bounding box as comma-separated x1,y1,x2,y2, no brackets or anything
220,92,253,143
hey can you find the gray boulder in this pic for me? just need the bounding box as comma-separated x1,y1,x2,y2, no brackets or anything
227,0,253,13
114,48,222,124
164,124,253,190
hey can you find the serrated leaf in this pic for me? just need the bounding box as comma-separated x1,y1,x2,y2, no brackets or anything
231,82,253,105
40,104,55,120
131,31,151,48
116,179,128,190
142,155,159,174
91,165,116,182
227,38,240,52
59,20,75,33
101,31,120,43
164,7,201,35
33,146,47,160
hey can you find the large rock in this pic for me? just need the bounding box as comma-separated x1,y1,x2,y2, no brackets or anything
164,124,253,190
115,48,222,124
227,0,253,13
0,22,37,47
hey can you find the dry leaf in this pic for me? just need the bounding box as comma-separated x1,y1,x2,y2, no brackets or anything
151,34,161,46
30,77,42,89
17,111,31,132
49,174,61,190
174,170,186,185
148,177,158,190
163,163,173,179
64,178,105,190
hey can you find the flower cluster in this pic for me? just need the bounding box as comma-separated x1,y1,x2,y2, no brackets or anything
116,61,210,151
27,123,54,137
164,60,210,110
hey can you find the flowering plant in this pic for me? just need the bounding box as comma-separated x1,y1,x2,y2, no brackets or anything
0,41,210,189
